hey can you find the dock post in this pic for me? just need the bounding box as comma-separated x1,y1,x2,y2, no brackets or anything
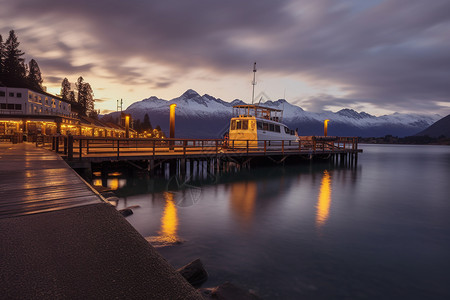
180,158,186,176
68,135,74,160
148,159,155,175
64,136,68,154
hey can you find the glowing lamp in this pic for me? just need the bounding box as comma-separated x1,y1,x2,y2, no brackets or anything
324,119,329,137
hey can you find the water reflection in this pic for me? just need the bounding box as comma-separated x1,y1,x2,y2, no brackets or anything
146,192,181,247
230,181,257,227
316,170,332,229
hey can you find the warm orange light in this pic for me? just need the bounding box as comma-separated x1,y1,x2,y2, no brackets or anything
324,119,329,137
316,170,331,228
159,192,179,243
169,104,176,139
230,181,257,227
108,178,119,190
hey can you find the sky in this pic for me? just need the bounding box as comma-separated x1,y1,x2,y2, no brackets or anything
1,0,449,116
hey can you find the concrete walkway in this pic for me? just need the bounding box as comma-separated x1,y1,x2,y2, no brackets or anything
0,143,201,299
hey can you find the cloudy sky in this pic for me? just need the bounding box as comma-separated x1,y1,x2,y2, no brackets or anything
1,0,449,116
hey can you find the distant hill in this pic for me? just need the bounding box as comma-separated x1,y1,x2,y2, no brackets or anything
416,114,450,137
101,89,442,138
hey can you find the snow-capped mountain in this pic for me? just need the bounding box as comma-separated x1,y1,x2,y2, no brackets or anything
101,89,441,138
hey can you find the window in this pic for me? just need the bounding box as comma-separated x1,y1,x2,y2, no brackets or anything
242,120,248,130
0,103,6,109
17,93,22,97
231,120,236,130
7,104,14,109
0,91,5,97
285,126,290,134
269,124,274,131
9,92,14,97
263,122,269,131
29,94,32,99
257,121,263,130
274,125,280,133
15,104,22,110
236,120,242,130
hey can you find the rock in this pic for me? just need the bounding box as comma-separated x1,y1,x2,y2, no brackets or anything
199,282,260,300
124,205,141,210
119,208,133,217
177,258,208,288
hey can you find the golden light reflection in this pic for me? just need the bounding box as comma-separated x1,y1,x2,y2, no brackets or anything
230,181,257,227
316,170,332,228
108,178,119,190
159,192,179,243
147,192,180,247
92,179,102,186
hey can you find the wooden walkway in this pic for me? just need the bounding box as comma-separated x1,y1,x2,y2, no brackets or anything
0,142,103,218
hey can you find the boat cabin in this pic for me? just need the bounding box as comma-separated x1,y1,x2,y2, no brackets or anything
228,105,297,147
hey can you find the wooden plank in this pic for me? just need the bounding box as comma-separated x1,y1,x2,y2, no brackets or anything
0,143,103,219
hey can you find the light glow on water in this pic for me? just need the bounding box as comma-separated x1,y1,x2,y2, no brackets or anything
316,170,332,228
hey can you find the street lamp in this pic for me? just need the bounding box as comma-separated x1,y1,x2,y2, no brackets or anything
170,104,176,139
324,119,329,137
169,104,176,150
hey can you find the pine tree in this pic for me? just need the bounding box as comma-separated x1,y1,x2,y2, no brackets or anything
69,91,76,103
3,30,26,86
60,78,71,100
142,113,153,131
76,76,95,116
84,82,95,116
76,76,86,115
27,59,43,91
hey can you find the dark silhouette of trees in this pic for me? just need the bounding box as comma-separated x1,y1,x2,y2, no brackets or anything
142,113,153,131
0,30,45,91
27,59,43,91
2,30,26,86
60,77,71,100
76,76,95,116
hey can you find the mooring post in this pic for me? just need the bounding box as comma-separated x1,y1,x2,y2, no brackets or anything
68,134,73,160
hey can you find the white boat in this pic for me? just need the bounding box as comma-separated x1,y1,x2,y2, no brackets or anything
228,104,298,149
226,63,299,149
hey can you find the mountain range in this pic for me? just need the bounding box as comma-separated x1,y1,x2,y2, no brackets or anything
101,89,442,138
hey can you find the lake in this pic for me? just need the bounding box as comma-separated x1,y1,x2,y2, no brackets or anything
97,144,450,299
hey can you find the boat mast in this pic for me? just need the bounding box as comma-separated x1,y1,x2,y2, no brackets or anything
251,62,257,104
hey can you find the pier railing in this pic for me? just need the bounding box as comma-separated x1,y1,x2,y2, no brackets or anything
40,135,359,160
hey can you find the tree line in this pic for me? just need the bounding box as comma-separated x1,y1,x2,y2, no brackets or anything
0,30,95,117
0,30,43,91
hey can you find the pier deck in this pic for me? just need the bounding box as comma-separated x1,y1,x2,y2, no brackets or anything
0,142,201,299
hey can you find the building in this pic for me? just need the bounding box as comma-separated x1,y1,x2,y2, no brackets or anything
0,86,134,140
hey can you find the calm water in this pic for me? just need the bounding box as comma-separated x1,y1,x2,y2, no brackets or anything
100,144,450,299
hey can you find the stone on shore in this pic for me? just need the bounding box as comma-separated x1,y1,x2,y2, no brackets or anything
177,258,208,287
119,208,133,217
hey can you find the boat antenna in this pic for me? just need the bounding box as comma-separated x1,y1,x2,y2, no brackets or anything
251,62,257,104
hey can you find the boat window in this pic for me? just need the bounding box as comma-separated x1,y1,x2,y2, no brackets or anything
290,130,295,135
263,122,269,131
285,126,290,134
274,125,280,133
257,121,263,130
242,120,248,130
231,120,236,130
236,120,242,130
269,124,274,131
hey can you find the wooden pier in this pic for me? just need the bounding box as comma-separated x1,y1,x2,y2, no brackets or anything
38,135,362,175
0,142,203,299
